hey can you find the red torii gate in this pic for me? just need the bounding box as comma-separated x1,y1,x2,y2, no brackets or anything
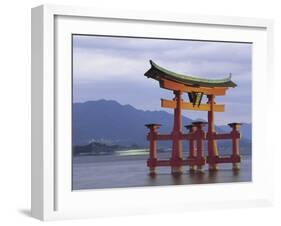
144,60,241,175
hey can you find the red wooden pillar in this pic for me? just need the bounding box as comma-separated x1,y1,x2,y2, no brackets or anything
145,123,161,175
228,123,242,170
192,121,207,172
207,95,219,171
185,124,197,171
171,91,183,175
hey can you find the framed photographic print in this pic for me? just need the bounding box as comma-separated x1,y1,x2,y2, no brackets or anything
31,4,274,221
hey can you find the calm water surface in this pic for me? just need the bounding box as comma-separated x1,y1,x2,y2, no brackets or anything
72,152,252,190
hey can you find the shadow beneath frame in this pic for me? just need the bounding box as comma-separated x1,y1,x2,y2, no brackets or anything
18,209,32,218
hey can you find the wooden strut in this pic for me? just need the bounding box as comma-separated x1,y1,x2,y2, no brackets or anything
146,122,207,170
161,99,225,112
170,91,183,175
207,95,219,171
146,123,241,173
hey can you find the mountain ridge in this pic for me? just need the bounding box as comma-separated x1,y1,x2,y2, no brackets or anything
73,99,251,154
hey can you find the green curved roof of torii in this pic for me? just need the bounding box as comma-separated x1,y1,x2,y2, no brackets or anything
144,60,237,88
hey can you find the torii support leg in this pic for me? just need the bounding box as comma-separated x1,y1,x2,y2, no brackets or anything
171,91,183,175
229,123,242,170
185,125,197,171
207,95,219,171
192,121,207,172
146,124,161,176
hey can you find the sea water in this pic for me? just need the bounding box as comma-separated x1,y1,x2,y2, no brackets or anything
72,152,252,190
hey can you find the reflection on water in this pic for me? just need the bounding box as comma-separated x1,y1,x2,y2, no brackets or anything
115,149,149,156
72,153,251,190
146,167,242,186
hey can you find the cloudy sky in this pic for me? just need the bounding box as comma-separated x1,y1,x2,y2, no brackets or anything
73,35,252,125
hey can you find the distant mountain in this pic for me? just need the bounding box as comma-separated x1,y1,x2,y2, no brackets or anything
73,99,251,155
73,99,192,147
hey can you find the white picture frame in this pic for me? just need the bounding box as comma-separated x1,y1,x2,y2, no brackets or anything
31,4,274,221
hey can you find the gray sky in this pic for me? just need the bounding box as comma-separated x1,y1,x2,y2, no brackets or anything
73,35,252,125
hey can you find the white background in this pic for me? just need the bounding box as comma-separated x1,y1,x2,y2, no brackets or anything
0,0,280,225
55,14,270,217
